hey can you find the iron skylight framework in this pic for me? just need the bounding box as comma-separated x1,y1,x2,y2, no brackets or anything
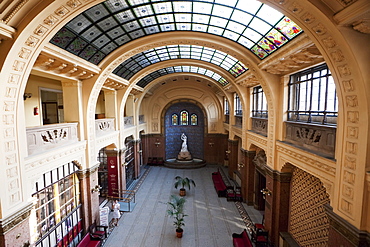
113,44,248,80
136,65,229,88
50,0,303,65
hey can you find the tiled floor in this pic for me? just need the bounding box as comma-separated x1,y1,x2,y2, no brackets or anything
101,165,264,247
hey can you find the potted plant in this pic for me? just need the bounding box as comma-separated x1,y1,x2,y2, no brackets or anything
174,176,196,196
167,195,187,238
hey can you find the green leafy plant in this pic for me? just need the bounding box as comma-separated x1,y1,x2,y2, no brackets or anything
174,176,196,191
167,195,187,232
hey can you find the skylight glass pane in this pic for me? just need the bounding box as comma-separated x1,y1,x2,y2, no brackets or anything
251,45,268,59
115,10,136,23
173,1,192,12
193,14,210,24
82,26,102,41
153,2,173,13
123,20,140,32
193,2,212,15
232,9,253,24
134,5,154,17
140,16,157,26
175,13,192,22
236,0,261,13
208,26,224,35
227,21,245,34
209,16,228,28
107,26,124,39
237,36,254,48
157,14,174,23
105,0,129,12
257,4,284,25
215,0,238,7
85,4,109,22
249,18,271,34
67,16,91,34
129,29,145,39
212,5,233,18
192,24,208,32
92,35,110,48
129,0,149,6
177,23,191,30
224,30,239,41
243,28,262,42
266,29,288,48
145,26,160,34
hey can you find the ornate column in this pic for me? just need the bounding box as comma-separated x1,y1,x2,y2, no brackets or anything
62,80,84,139
264,168,293,246
103,90,118,129
134,139,142,179
77,164,100,231
240,149,256,205
227,139,239,178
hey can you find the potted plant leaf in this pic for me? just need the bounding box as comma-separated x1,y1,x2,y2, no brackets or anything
167,195,187,238
174,176,196,196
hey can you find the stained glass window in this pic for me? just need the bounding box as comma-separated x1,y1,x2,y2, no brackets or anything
171,114,178,125
180,111,188,125
191,114,198,126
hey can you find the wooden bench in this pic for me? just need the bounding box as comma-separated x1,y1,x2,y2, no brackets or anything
212,171,227,197
232,229,253,247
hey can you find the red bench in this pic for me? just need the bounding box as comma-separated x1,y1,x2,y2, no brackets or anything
77,222,107,247
232,229,253,247
212,171,227,197
76,234,101,247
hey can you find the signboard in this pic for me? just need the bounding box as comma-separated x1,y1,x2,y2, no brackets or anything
100,206,110,227
107,155,119,197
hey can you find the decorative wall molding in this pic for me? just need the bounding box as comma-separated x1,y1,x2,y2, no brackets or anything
276,142,336,176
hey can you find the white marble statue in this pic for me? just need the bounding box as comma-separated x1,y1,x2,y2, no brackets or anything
180,133,188,152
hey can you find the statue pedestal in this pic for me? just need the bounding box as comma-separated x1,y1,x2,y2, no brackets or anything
177,151,192,161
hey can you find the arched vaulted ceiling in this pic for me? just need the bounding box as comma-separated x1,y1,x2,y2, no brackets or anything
50,0,303,89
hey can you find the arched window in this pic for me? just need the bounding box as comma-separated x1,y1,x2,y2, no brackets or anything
180,111,188,125
171,114,178,125
191,114,198,125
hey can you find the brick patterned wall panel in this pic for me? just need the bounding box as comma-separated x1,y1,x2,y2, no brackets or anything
164,102,204,159
289,167,330,246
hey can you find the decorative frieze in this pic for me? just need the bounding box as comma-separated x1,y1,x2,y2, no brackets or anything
284,121,336,158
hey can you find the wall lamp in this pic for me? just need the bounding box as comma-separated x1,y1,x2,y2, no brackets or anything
225,150,231,154
208,142,214,147
23,93,32,100
91,184,102,193
237,163,245,169
261,188,272,199
154,139,161,147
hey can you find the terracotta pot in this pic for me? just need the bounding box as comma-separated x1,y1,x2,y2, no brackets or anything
179,188,186,196
176,228,183,238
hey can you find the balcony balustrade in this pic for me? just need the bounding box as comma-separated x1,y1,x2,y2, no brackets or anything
95,118,115,136
26,123,78,156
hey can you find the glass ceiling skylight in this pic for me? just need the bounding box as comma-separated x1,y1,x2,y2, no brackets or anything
113,44,248,80
50,0,303,66
136,66,229,88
